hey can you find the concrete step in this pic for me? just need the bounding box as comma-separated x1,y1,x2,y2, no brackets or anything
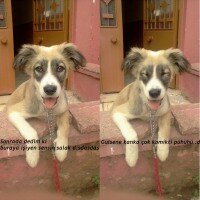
100,103,199,158
0,143,99,194
69,101,99,134
172,103,199,135
0,109,99,159
0,101,99,193
179,63,200,103
100,103,199,197
100,145,198,196
71,63,100,101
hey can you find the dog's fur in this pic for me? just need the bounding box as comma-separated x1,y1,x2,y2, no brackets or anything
5,43,86,167
112,48,191,167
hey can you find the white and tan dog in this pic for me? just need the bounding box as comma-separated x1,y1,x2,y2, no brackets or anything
5,43,86,167
112,48,190,167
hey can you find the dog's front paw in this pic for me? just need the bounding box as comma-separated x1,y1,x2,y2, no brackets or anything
125,144,138,167
26,143,39,168
54,137,68,162
157,143,169,161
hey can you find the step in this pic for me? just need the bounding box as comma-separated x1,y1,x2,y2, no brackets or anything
100,103,199,158
0,101,99,193
0,142,99,193
0,103,99,159
171,103,199,135
100,103,199,197
71,63,100,101
100,145,199,195
69,101,99,134
179,63,200,103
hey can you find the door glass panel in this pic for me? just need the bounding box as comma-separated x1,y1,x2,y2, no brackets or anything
34,0,64,31
100,0,116,27
144,0,174,30
0,0,6,28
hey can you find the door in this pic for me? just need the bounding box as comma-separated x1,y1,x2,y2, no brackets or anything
100,0,124,93
33,0,69,46
0,0,15,95
143,0,178,50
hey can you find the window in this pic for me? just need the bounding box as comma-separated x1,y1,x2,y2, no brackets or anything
144,0,174,30
0,0,6,28
34,0,64,31
100,0,116,27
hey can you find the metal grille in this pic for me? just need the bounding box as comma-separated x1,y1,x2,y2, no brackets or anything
34,0,64,31
100,0,116,27
144,0,174,30
0,0,6,28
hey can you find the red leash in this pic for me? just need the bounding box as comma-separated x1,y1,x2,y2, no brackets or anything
46,108,61,193
148,107,164,199
153,154,164,200
52,156,61,192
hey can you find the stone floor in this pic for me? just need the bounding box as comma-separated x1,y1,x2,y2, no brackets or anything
0,90,82,111
100,88,191,111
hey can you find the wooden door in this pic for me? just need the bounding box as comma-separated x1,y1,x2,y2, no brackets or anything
143,0,178,50
33,0,69,46
100,0,124,93
0,0,15,95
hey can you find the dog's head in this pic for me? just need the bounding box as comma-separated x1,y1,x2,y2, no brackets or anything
14,43,86,109
122,48,191,110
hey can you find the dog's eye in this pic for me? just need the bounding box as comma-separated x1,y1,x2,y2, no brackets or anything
56,66,65,72
141,72,148,77
162,72,170,77
35,66,43,73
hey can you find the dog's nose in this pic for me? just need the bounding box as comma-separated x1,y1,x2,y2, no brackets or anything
149,89,161,98
44,85,57,95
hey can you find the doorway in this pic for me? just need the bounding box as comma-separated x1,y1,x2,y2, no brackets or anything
11,0,33,87
122,0,143,55
122,0,143,85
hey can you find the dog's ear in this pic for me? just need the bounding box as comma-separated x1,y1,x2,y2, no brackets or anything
60,43,86,70
122,48,146,72
13,45,38,71
165,48,191,73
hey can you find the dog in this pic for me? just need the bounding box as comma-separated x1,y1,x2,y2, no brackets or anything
111,48,191,167
5,43,86,168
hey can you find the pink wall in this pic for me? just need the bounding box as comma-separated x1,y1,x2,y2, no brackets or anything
180,0,199,63
179,0,199,102
72,0,100,64
69,0,100,101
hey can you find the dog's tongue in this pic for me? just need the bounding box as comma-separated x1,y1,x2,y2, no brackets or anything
43,98,57,109
148,100,161,110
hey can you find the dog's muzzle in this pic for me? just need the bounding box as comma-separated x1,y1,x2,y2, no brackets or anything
42,85,58,109
147,89,163,110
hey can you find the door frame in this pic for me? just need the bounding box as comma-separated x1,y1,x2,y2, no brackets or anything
66,0,75,90
0,0,15,95
176,0,186,89
100,0,124,93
